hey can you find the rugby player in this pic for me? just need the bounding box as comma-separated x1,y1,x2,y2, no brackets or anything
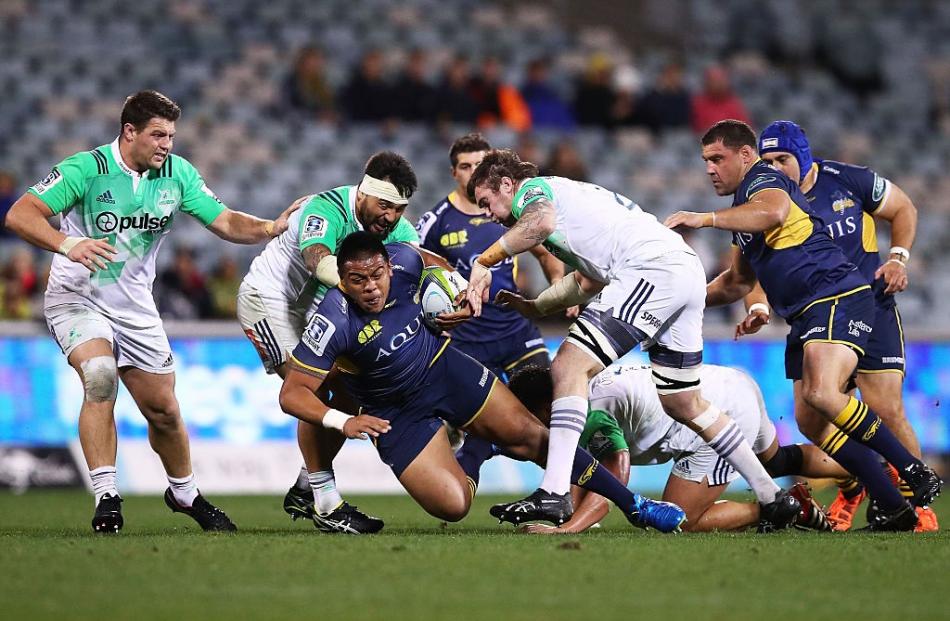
238,151,420,533
464,149,799,530
416,133,569,380
509,364,841,533
4,90,300,533
752,120,936,531
666,119,942,531
278,233,688,533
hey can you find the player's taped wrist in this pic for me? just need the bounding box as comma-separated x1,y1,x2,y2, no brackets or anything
748,302,770,316
315,254,340,287
476,240,510,269
264,220,275,237
58,236,87,256
322,409,352,431
888,246,910,263
534,275,592,316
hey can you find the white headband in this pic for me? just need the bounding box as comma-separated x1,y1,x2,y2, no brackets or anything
359,174,409,205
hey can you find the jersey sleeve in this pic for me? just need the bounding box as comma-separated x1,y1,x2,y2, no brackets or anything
27,152,92,214
298,195,348,252
840,164,892,215
415,210,440,251
579,409,629,460
289,290,350,375
511,177,554,219
177,157,227,225
386,242,425,282
743,170,791,202
386,217,420,244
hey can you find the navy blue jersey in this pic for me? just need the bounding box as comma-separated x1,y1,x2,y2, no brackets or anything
732,160,867,319
416,192,535,343
290,243,450,409
806,159,893,308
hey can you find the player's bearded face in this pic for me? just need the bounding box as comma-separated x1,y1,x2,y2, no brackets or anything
125,118,175,172
340,254,392,313
357,194,406,237
474,179,515,227
702,141,748,196
761,152,801,184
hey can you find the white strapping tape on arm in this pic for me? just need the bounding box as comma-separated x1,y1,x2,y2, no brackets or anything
58,236,87,256
316,254,340,287
534,275,593,315
322,408,352,431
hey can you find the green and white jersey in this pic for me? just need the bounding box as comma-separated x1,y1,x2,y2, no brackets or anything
511,177,692,283
30,139,226,323
586,364,767,466
241,185,419,312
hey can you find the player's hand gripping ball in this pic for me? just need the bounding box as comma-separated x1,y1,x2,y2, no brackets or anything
419,266,470,330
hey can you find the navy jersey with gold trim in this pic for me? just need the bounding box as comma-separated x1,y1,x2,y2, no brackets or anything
290,243,449,409
732,160,866,318
806,159,894,308
416,192,532,342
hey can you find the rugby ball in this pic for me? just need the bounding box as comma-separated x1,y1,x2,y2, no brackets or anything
419,266,467,329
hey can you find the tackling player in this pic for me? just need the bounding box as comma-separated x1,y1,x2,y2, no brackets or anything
666,119,942,530
416,133,567,379
238,151,420,533
509,364,841,533
464,149,799,530
752,120,936,532
279,233,688,533
4,90,299,533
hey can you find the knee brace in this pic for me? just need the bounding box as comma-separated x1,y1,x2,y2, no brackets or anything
762,444,804,478
80,356,118,402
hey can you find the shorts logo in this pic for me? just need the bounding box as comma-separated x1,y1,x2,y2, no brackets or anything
639,310,663,330
301,215,327,242
161,354,174,368
675,459,690,474
576,460,598,486
862,417,882,441
32,168,63,194
848,320,872,338
478,366,490,387
357,320,382,345
302,314,336,356
801,326,826,340
96,190,116,204
882,356,904,364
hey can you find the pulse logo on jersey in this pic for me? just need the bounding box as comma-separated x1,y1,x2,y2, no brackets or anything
96,211,170,233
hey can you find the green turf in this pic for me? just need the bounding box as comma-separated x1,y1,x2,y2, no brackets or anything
1,490,947,621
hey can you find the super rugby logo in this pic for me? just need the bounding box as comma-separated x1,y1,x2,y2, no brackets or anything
374,315,422,361
96,211,170,233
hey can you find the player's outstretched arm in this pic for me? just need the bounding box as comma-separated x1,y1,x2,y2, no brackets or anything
706,247,757,307
496,271,599,318
5,193,116,272
872,183,917,294
207,196,306,244
735,282,771,339
279,366,391,440
528,245,579,318
665,188,790,234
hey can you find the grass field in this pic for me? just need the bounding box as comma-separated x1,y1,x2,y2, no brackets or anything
1,490,948,621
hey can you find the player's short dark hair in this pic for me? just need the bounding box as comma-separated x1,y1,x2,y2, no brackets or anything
120,90,181,131
466,148,539,201
364,151,417,200
449,133,491,168
507,365,554,416
337,232,390,272
701,120,757,150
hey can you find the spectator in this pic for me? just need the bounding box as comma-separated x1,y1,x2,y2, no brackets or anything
638,62,692,133
207,256,241,318
285,46,336,120
157,246,212,319
546,140,588,181
392,49,439,123
574,54,617,128
467,56,531,132
690,65,751,134
0,247,37,319
0,171,18,239
515,134,547,172
436,55,479,126
340,50,393,122
521,57,575,130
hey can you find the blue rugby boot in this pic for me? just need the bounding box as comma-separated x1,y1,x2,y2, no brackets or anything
626,494,687,533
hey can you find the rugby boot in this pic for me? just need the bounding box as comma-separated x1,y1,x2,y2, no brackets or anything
283,486,315,521
311,502,384,534
625,494,687,533
826,488,867,532
92,493,123,534
490,488,573,526
164,488,237,532
788,482,832,532
862,499,918,532
899,462,943,507
757,489,801,533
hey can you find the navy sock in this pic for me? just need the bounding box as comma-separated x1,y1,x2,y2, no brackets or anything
819,430,905,510
571,447,637,514
455,434,496,487
833,398,918,471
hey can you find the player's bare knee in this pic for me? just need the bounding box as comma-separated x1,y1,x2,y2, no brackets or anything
141,400,183,432
80,356,118,403
432,488,470,522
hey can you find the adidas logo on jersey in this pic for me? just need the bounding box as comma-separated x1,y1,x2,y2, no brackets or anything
96,190,116,204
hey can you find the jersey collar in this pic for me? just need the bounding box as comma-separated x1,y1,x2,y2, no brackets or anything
348,185,362,231
110,138,148,191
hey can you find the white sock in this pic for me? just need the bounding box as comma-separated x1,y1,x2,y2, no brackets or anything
168,473,199,507
294,465,310,491
90,465,118,506
308,470,343,516
706,416,780,504
540,396,588,495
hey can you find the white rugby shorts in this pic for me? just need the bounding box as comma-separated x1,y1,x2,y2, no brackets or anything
237,283,306,374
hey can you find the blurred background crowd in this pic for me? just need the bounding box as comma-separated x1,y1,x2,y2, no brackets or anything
2,0,949,324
